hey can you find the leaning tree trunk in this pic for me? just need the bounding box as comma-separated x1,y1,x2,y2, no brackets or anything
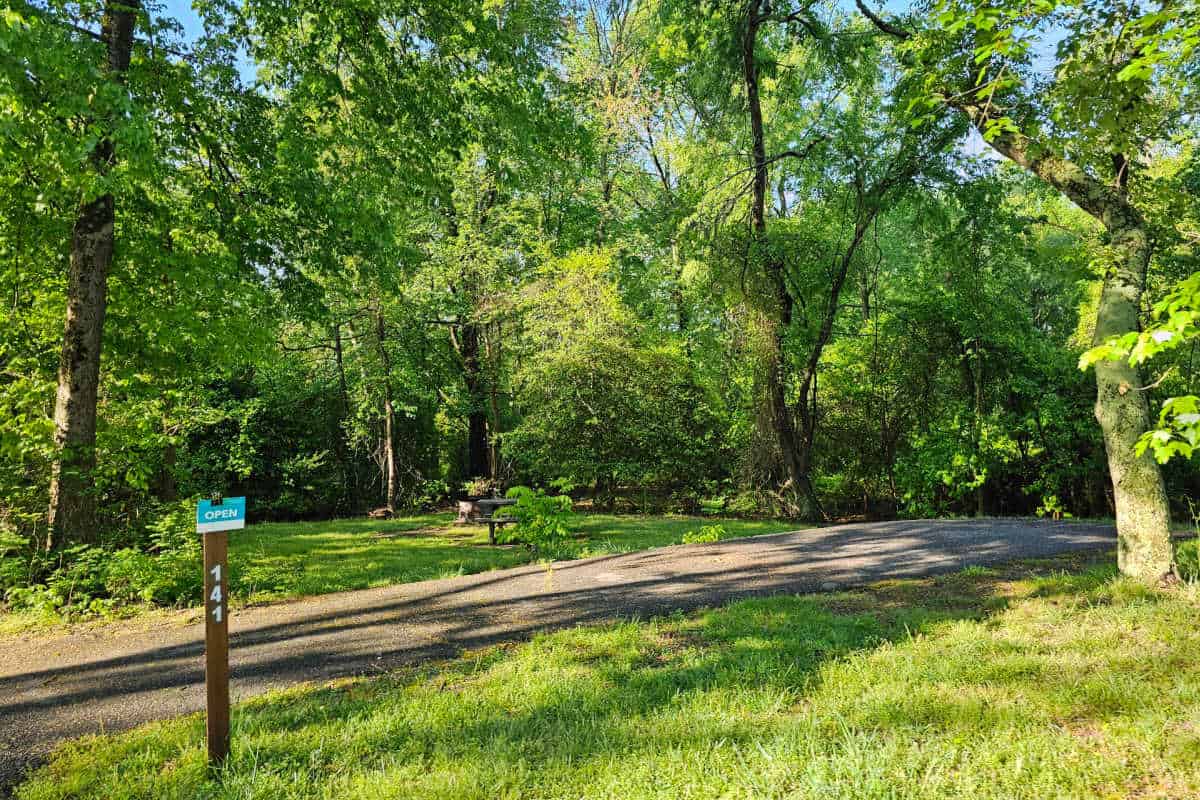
962,114,1173,581
851,0,1175,581
47,0,140,550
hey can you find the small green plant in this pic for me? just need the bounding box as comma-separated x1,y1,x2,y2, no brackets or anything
1035,495,1072,520
503,486,572,553
416,479,451,509
681,524,728,544
463,477,499,498
0,526,31,592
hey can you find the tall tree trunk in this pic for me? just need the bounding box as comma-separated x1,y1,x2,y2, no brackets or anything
974,340,986,517
792,385,823,521
484,322,503,482
373,306,398,512
741,0,811,518
670,238,691,345
959,111,1172,580
156,415,178,502
332,322,354,510
961,339,986,516
460,322,490,480
47,0,140,549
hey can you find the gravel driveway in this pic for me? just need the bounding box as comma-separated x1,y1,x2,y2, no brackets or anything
0,517,1115,792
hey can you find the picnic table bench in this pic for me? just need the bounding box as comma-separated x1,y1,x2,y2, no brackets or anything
475,498,517,545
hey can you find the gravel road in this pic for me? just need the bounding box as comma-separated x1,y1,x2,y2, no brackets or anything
0,517,1115,792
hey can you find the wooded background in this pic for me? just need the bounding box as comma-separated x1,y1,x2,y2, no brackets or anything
2,0,1198,580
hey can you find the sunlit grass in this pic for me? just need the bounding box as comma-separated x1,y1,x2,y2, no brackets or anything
17,552,1200,799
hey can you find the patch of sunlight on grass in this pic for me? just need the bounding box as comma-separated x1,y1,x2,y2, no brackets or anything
18,552,1200,800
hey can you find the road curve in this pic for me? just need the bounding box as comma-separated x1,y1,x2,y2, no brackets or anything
0,518,1115,791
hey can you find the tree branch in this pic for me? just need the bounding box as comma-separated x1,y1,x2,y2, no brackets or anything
854,0,911,40
952,98,1134,224
765,135,826,167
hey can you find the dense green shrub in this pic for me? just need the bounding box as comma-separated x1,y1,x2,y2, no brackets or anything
105,501,202,605
2,500,202,618
508,253,721,498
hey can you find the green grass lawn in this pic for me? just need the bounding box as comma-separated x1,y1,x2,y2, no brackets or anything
17,551,1200,799
228,512,798,605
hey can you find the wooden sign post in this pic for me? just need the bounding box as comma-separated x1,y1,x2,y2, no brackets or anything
203,527,230,765
197,496,246,768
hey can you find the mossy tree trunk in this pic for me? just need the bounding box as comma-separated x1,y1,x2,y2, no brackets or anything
1091,221,1173,579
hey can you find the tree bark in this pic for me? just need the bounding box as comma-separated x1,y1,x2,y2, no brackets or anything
47,0,140,549
974,341,986,517
961,338,986,517
1092,221,1173,578
960,108,1172,580
156,410,178,503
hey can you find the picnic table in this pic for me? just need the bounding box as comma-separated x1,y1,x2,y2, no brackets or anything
475,498,517,545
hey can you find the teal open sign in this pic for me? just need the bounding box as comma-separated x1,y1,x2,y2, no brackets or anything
196,497,246,533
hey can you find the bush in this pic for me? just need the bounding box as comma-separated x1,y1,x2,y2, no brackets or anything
3,500,202,617
109,500,201,606
0,527,31,590
502,486,572,553
44,545,110,607
1035,494,1073,520
417,479,451,510
463,477,498,498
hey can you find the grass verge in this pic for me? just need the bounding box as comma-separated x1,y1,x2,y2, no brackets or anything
16,551,1200,799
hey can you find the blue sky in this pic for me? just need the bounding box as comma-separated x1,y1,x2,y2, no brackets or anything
161,0,204,40
158,0,259,81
